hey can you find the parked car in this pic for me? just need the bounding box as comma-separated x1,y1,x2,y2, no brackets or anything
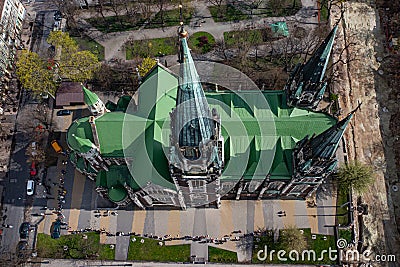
26,180,35,196
54,10,62,21
19,222,30,239
51,220,61,239
29,161,37,176
56,109,71,116
51,140,63,153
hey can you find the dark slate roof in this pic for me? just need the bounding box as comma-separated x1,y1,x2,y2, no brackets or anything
301,25,338,84
55,82,84,106
310,111,353,159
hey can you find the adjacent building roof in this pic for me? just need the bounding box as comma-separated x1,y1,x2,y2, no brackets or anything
55,82,84,107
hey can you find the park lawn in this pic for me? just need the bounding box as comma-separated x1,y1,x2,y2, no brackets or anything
265,0,302,17
127,237,190,262
36,232,115,260
126,37,177,59
336,190,350,226
223,29,263,47
208,246,237,263
71,36,105,61
189,32,215,54
252,229,336,265
87,15,147,33
145,8,193,28
209,5,248,22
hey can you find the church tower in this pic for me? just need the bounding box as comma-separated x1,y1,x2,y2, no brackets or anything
168,20,224,209
285,25,338,110
281,108,355,198
82,83,107,116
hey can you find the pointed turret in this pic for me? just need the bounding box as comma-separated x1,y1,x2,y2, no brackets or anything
82,83,106,116
71,133,95,153
293,108,354,177
285,25,338,110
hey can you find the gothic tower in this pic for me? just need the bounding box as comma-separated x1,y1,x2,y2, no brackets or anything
168,24,224,209
281,109,355,198
285,25,338,110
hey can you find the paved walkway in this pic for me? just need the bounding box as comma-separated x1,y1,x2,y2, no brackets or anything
78,0,319,60
35,163,337,261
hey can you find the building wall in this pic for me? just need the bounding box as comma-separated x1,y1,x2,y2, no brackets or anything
0,0,25,83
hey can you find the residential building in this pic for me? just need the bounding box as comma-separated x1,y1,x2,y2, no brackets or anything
0,0,25,86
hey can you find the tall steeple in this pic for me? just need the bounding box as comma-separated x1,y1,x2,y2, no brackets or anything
285,25,338,110
168,7,224,209
293,108,354,177
82,83,107,116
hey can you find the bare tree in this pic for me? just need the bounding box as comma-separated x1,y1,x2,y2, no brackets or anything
207,0,226,18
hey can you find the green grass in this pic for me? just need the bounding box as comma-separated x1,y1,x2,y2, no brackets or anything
127,237,190,262
209,5,249,22
189,32,216,54
36,232,115,260
126,31,216,59
71,36,105,61
336,190,350,226
87,15,147,33
208,246,237,263
252,229,336,265
145,8,193,29
223,30,263,47
126,37,177,59
339,229,352,244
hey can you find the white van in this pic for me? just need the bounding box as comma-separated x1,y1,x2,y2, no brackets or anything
26,180,35,196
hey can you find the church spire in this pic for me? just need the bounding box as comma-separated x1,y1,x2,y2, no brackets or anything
293,106,356,177
174,19,214,150
81,83,106,116
285,25,338,110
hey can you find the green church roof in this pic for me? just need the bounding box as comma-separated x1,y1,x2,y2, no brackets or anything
82,84,99,105
67,117,94,153
67,64,337,193
108,186,127,202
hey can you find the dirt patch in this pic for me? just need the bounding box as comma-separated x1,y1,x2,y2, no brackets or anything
330,0,400,264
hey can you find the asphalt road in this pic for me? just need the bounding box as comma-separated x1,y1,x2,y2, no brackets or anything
0,4,57,257
0,95,36,257
30,10,56,58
